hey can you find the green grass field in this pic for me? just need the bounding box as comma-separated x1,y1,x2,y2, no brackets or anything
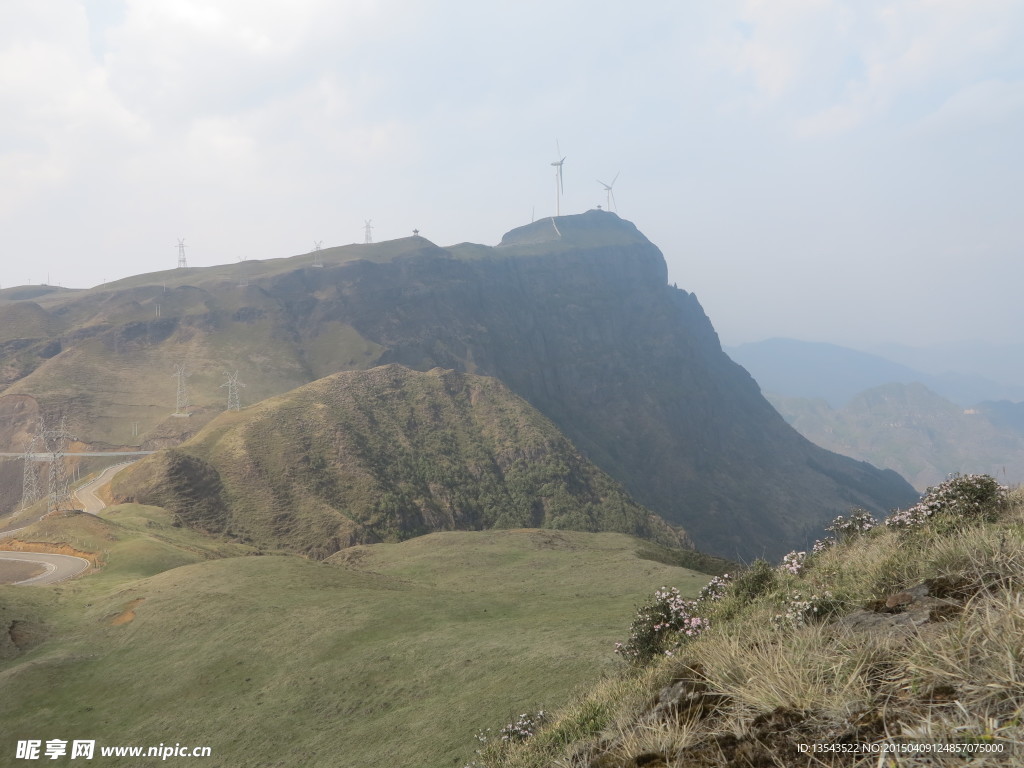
1,510,713,767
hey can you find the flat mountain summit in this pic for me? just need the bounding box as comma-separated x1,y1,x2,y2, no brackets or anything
0,211,915,558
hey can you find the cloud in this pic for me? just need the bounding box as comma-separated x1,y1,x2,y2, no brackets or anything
0,2,147,213
696,0,1024,137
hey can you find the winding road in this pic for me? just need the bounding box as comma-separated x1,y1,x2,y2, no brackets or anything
0,461,134,586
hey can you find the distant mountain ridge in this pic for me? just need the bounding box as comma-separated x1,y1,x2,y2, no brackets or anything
728,338,1024,490
769,382,1024,491
869,340,1024,395
728,338,1024,407
0,211,916,559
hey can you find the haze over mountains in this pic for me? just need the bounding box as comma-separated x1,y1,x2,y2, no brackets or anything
727,338,1024,408
0,212,916,560
729,338,1024,490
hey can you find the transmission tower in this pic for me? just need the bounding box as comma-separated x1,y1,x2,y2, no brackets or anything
173,364,191,415
221,371,245,411
363,220,373,244
43,416,76,514
312,240,324,268
176,238,188,268
20,418,44,510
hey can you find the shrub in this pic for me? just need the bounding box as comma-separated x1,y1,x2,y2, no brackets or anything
466,710,551,768
497,711,549,744
731,559,778,603
886,474,1008,529
780,550,807,576
812,537,836,554
826,508,876,540
615,587,708,664
773,590,842,629
697,573,732,603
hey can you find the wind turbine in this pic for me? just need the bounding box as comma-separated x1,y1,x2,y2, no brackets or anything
551,141,566,216
597,172,619,213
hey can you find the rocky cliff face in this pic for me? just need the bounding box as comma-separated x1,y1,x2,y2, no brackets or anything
0,211,916,558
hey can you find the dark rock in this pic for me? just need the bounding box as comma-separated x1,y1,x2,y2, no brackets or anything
647,675,729,724
838,580,964,637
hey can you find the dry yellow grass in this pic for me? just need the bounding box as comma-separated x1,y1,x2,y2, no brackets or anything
478,485,1024,767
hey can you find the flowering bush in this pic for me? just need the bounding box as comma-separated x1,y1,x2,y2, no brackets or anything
886,474,1008,529
615,587,708,664
826,509,876,540
498,711,548,743
812,537,836,554
774,590,841,628
465,710,550,768
697,573,732,603
780,550,807,576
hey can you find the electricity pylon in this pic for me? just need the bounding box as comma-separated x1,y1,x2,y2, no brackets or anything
221,371,245,411
173,364,191,415
20,419,44,510
43,416,76,514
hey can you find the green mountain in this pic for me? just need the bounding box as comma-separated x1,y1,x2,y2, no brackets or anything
112,364,690,556
0,211,916,558
769,382,1024,491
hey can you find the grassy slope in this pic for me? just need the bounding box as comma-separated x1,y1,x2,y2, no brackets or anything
483,487,1024,768
1,511,715,768
113,365,689,557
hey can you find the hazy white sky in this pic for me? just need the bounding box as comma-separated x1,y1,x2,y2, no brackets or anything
2,1,1022,347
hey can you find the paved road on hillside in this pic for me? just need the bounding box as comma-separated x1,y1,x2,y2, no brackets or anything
0,552,92,585
74,461,135,514
0,461,135,586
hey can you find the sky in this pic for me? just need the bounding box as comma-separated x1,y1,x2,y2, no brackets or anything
2,0,1023,349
